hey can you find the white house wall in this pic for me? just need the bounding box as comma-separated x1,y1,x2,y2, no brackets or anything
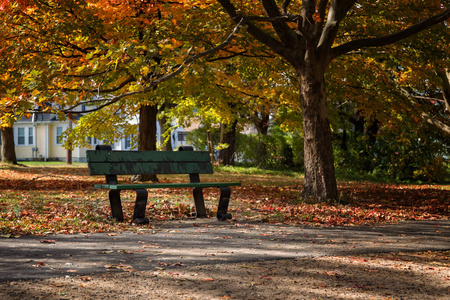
12,118,193,161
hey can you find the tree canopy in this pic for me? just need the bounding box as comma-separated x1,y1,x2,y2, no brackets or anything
1,0,449,199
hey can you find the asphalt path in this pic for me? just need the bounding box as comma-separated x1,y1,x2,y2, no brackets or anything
0,220,448,282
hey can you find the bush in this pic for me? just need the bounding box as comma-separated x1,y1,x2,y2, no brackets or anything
235,129,303,170
334,125,449,182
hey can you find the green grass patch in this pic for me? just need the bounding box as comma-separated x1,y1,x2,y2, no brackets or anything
216,165,303,178
19,161,87,167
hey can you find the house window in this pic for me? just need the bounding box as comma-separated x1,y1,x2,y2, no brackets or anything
28,127,34,145
56,126,66,145
177,132,187,142
124,135,133,150
17,128,25,145
88,137,99,145
15,126,34,146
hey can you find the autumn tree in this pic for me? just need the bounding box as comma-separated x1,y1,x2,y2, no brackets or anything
322,2,450,181
214,0,450,201
0,4,45,164
0,1,193,170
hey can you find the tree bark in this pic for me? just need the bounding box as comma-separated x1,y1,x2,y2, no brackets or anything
1,126,17,165
206,129,215,163
218,120,238,166
254,112,270,166
438,68,450,116
159,117,173,151
298,67,338,201
254,112,270,135
131,104,159,182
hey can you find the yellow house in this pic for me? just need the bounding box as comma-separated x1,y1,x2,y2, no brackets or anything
13,113,90,162
12,112,191,162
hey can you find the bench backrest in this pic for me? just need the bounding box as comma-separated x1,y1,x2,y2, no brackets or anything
86,148,213,176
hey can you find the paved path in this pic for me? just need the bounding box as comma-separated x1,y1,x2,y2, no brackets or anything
0,220,448,282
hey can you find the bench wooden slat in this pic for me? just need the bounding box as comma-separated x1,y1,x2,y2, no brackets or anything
86,150,210,163
94,182,241,190
87,161,213,175
87,147,239,222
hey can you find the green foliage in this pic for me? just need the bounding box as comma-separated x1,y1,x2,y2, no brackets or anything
372,128,449,182
186,124,220,151
186,124,304,170
65,106,139,150
234,128,303,170
334,125,449,183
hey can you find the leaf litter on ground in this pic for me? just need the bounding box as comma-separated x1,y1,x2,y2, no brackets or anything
0,164,448,236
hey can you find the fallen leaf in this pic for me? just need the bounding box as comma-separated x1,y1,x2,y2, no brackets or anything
40,239,56,244
32,262,46,267
97,250,114,254
79,276,93,281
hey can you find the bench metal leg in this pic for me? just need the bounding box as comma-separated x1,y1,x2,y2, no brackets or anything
132,189,149,224
217,187,232,221
193,187,207,218
108,190,124,222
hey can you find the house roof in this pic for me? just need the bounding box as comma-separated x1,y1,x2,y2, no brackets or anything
16,112,82,123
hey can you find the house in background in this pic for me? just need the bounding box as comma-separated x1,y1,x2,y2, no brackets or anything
9,112,191,162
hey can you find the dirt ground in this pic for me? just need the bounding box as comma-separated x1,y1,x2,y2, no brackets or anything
1,250,448,300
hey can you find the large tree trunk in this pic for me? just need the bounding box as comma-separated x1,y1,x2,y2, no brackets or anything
298,68,338,202
218,120,238,166
131,104,159,182
1,126,17,165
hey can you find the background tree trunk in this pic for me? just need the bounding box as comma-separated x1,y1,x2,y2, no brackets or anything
131,104,159,182
218,120,238,166
299,68,338,202
159,117,173,151
158,103,173,151
1,126,17,165
206,129,215,163
254,112,270,166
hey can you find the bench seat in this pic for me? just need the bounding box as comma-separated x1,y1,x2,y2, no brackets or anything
87,145,241,223
94,182,242,190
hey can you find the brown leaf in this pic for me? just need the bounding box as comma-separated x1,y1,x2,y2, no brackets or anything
40,239,56,244
79,276,93,281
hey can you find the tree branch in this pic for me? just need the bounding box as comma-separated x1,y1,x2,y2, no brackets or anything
217,0,290,59
331,8,450,59
313,0,329,40
281,0,291,15
61,17,247,114
317,0,356,58
261,0,299,48
394,79,450,135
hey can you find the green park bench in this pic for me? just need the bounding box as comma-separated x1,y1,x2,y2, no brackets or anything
86,145,241,224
